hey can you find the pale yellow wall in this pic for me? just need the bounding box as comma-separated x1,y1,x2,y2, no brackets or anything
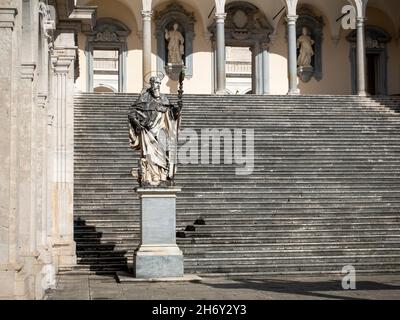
269,21,289,95
75,0,400,95
365,6,400,95
298,19,352,95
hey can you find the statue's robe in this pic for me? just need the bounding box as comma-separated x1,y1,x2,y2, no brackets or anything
129,90,181,185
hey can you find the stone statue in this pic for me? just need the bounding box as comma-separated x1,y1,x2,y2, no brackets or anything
297,27,315,68
128,76,182,187
165,23,185,65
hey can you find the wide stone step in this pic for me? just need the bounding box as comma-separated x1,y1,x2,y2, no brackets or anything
184,254,400,266
180,241,400,252
73,93,400,276
183,248,400,258
177,234,400,244
184,262,400,274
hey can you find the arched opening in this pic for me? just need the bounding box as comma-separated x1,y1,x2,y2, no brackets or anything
226,46,252,94
94,85,117,93
347,26,391,95
209,1,273,94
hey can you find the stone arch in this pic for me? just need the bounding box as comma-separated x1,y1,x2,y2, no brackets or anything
152,0,211,35
223,1,273,46
78,0,140,34
209,1,273,94
85,17,131,92
94,84,117,93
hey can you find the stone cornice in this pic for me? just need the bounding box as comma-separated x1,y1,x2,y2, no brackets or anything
21,63,37,81
52,47,76,74
67,6,97,33
214,13,227,23
0,8,18,29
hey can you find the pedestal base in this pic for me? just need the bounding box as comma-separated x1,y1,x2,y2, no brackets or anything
134,245,183,278
134,187,184,279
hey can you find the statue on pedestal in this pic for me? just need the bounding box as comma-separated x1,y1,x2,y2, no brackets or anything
165,23,185,65
297,27,315,68
128,75,183,187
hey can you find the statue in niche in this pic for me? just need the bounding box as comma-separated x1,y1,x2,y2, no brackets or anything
297,27,315,67
128,76,183,187
165,23,185,65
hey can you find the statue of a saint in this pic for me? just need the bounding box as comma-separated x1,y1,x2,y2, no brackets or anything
297,27,315,68
128,76,182,187
165,23,185,65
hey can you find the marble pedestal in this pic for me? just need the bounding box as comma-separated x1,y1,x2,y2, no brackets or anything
134,187,184,279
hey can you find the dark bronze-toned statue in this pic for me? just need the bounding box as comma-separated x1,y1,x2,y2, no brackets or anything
128,75,184,187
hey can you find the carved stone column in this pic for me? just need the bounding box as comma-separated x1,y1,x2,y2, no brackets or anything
287,15,300,95
356,17,367,96
0,6,21,299
262,43,270,95
141,10,152,88
215,13,227,94
49,31,77,269
252,42,270,95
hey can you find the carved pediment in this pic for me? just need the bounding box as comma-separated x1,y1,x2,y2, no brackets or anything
87,18,131,42
94,30,118,42
209,1,272,44
347,25,392,45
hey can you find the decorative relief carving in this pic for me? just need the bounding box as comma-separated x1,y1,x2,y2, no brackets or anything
87,18,131,43
94,30,119,42
209,1,272,46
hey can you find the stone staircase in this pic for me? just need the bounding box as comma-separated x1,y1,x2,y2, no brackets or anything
68,93,400,277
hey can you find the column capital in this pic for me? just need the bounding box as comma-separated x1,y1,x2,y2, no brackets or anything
214,13,227,23
141,10,153,21
261,42,271,50
0,8,18,29
51,49,76,74
356,17,366,26
286,15,298,24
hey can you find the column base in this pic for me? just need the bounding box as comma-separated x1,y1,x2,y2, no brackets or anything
357,91,367,96
287,89,300,95
134,245,184,279
52,240,77,269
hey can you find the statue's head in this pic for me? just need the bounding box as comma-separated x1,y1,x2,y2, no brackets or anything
173,23,179,31
302,27,309,35
149,76,162,97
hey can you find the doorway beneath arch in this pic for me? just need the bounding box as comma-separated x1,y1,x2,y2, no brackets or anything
209,1,272,95
348,26,391,96
226,46,252,94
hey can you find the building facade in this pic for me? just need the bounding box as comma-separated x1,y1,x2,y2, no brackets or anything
0,0,399,299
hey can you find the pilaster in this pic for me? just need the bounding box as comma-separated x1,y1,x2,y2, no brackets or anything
141,10,152,87
48,31,77,269
356,17,367,96
287,15,300,95
214,12,227,94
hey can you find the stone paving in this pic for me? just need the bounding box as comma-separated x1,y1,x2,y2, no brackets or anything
45,274,400,300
